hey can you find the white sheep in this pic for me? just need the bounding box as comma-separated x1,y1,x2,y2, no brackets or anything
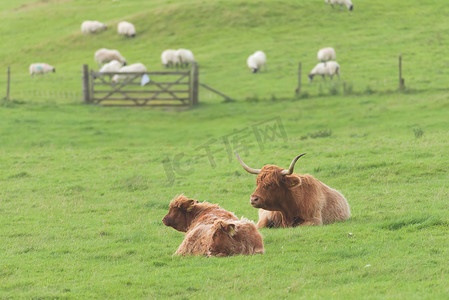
176,49,195,67
325,0,353,11
161,49,179,68
81,21,107,34
308,61,340,82
99,60,122,73
94,48,127,67
317,47,336,63
117,21,136,37
247,50,266,73
29,63,55,76
112,63,147,83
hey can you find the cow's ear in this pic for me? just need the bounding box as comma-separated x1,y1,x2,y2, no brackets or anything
221,223,236,236
286,176,302,189
181,199,196,212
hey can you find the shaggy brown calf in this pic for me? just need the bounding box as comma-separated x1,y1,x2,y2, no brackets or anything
207,219,264,257
162,195,264,256
236,152,350,228
174,218,264,256
162,194,238,232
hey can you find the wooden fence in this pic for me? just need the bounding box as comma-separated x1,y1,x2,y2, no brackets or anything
82,63,199,107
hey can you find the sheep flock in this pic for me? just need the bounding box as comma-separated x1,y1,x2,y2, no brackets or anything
29,1,352,88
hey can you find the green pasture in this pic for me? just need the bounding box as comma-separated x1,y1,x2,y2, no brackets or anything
1,0,448,299
1,0,449,100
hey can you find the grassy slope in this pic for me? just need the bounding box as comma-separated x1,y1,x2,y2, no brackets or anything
1,0,449,101
0,0,449,299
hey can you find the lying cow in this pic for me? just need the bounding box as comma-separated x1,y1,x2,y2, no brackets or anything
175,218,265,257
162,195,264,256
235,152,350,228
162,194,237,232
207,219,264,257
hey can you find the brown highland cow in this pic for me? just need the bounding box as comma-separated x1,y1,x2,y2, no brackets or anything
235,152,350,228
162,195,264,256
207,219,264,257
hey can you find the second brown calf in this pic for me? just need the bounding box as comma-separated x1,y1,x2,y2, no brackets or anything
207,219,264,257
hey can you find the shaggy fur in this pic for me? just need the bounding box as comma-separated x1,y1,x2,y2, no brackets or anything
256,210,284,228
174,223,214,256
249,165,350,228
207,219,264,257
164,195,264,256
163,195,238,233
175,218,264,256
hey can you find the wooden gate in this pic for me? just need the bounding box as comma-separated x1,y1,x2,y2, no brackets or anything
82,64,198,107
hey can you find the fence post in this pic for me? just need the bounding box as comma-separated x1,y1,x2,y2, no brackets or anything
5,66,11,101
82,64,90,103
192,62,199,105
399,55,405,90
296,62,301,95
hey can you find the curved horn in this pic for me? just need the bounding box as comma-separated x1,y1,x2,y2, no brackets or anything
234,152,261,174
281,153,307,175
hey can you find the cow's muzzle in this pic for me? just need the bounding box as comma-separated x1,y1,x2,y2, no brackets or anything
250,195,261,208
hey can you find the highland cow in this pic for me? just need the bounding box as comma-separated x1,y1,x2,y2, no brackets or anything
174,218,264,256
235,152,350,228
207,219,264,257
162,195,238,232
163,195,264,256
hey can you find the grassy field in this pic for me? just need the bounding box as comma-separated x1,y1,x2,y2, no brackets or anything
2,0,449,101
1,0,449,299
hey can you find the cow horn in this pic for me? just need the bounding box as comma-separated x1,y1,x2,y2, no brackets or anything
281,153,307,175
235,152,261,174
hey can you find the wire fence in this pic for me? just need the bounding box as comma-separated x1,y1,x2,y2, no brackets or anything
14,89,83,101
2,57,449,103
1,70,83,102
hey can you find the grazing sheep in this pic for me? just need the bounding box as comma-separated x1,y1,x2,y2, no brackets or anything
112,63,147,83
247,50,267,73
117,21,136,37
99,60,122,73
308,61,340,82
176,48,195,67
94,48,127,67
81,21,107,34
161,49,179,68
325,0,353,11
29,63,55,76
317,47,336,63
